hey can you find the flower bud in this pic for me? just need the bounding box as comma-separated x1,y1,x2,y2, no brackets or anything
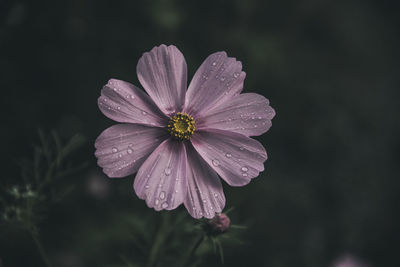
208,213,230,234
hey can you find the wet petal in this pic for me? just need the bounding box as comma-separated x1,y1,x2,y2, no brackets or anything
197,93,275,136
184,51,245,117
95,124,167,178
98,79,168,126
134,139,187,211
191,129,267,186
184,143,225,219
137,45,187,116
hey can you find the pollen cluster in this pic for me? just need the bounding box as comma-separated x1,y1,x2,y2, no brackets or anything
168,112,196,140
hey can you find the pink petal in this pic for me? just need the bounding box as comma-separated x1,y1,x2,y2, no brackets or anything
95,124,167,178
191,129,267,186
98,79,168,127
134,139,187,211
184,143,225,219
137,45,187,116
184,51,246,117
197,93,276,136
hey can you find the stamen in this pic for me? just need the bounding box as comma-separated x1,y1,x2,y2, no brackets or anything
167,112,196,140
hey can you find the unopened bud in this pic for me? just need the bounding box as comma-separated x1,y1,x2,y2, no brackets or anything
208,213,230,234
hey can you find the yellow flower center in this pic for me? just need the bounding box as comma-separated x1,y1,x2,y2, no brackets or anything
168,112,196,140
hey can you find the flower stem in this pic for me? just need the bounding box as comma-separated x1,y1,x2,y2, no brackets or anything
146,212,170,267
178,234,205,267
30,230,52,267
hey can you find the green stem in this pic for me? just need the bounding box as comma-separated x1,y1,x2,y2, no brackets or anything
178,234,205,267
30,230,52,267
146,212,170,267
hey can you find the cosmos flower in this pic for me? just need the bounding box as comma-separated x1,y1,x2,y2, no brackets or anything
95,45,275,218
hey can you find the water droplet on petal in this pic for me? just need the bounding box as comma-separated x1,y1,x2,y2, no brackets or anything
155,199,160,205
241,166,248,172
233,72,240,78
142,111,147,115
162,202,169,208
118,153,123,158
225,153,232,158
220,76,225,82
159,191,166,200
239,147,244,151
127,148,133,154
258,116,262,119
242,173,248,177
111,147,118,153
164,168,171,176
117,106,121,110
212,159,220,166
212,61,216,66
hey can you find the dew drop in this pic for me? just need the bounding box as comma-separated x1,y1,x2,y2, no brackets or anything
117,106,121,110
212,159,220,166
242,173,248,177
162,202,169,208
112,147,118,153
118,153,123,158
202,199,207,203
175,190,178,193
145,185,150,189
233,72,240,78
141,111,147,115
103,98,108,102
225,153,232,158
164,168,171,176
127,148,133,154
155,199,159,205
212,61,216,66
159,191,166,200
241,166,248,172
258,116,262,119
214,193,218,198
254,125,258,128
220,76,225,82
239,147,244,151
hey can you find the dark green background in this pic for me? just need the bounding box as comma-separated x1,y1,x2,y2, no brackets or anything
1,0,399,266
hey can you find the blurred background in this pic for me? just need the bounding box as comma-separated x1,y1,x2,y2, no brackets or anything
1,0,399,266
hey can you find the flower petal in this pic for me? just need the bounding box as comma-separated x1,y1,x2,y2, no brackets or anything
197,93,276,136
95,124,167,178
134,139,187,211
137,45,187,116
98,79,168,126
184,51,246,117
191,129,267,186
184,143,225,219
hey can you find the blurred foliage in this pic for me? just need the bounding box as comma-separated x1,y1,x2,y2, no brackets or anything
1,0,400,266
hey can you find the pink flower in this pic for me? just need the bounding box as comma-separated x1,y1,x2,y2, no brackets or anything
95,45,275,218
